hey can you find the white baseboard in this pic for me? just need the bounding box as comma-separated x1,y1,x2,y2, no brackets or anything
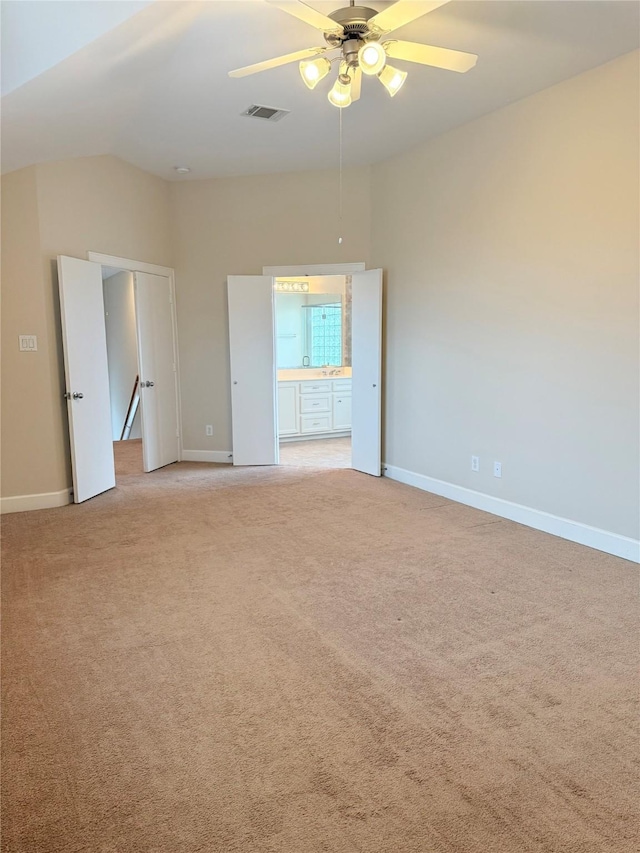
384,465,640,564
279,431,351,444
1,488,72,515
181,449,233,464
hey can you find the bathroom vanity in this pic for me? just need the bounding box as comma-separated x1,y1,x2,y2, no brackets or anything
277,369,352,441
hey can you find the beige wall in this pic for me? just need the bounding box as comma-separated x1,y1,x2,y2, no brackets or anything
371,51,640,539
1,155,171,497
1,167,62,496
170,167,371,452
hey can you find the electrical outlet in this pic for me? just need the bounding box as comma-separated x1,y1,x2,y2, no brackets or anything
471,455,479,472
19,335,37,352
493,461,502,478
205,425,213,436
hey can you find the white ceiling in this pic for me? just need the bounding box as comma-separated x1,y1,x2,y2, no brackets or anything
2,1,638,180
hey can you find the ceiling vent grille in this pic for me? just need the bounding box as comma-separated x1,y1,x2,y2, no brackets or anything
242,104,290,122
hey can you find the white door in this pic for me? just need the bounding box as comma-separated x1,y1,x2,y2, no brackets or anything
58,255,116,503
227,275,278,466
134,272,180,472
351,269,383,476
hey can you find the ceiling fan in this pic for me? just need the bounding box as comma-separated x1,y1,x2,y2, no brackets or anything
228,0,477,108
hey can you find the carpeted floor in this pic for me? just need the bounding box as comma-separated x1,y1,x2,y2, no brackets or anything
2,442,638,852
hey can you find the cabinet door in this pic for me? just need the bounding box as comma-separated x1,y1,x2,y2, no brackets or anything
333,394,352,430
278,383,299,435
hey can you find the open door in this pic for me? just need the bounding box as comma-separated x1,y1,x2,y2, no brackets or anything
58,255,116,503
134,272,180,472
227,275,278,466
351,269,383,476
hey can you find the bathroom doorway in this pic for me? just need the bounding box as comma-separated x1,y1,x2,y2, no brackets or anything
275,274,352,469
227,264,382,475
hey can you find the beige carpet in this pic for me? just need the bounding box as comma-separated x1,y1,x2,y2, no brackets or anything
2,442,638,852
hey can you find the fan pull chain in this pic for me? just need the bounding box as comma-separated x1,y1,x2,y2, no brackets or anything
338,105,343,245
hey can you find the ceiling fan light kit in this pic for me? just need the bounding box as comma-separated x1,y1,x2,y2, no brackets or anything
358,40,386,75
377,64,407,97
299,56,332,89
328,72,352,108
229,1,478,109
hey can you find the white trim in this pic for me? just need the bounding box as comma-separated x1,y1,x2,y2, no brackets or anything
263,262,366,277
181,449,233,464
279,431,350,443
1,488,72,514
87,252,173,277
87,251,183,462
384,465,640,564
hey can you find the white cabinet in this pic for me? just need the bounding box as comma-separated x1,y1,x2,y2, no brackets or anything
300,381,332,394
300,414,332,434
278,378,352,439
333,394,352,430
277,383,298,435
300,394,331,414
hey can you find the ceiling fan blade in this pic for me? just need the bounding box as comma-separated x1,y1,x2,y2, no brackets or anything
369,1,451,35
266,1,344,35
350,66,362,101
384,40,478,72
229,47,328,78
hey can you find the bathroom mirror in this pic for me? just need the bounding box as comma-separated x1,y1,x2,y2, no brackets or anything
275,289,351,369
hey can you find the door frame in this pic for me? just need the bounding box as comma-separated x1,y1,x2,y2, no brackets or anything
263,263,365,277
88,252,182,461
264,262,379,471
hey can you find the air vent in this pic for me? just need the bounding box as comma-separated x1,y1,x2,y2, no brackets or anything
242,104,290,122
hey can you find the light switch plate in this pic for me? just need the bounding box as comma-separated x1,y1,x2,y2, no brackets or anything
19,335,38,352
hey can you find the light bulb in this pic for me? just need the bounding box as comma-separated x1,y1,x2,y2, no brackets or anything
328,73,352,109
358,41,386,76
377,64,407,97
299,57,331,90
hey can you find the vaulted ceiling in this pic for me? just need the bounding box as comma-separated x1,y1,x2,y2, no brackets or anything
2,1,638,180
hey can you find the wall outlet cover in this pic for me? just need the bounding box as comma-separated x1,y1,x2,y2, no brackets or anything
471,455,480,472
19,335,38,352
493,461,502,478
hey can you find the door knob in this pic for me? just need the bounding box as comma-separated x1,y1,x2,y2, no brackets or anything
145,381,155,387
72,392,84,399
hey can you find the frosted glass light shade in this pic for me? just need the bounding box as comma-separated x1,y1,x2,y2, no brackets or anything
358,41,386,75
378,64,407,97
299,57,331,89
328,74,352,108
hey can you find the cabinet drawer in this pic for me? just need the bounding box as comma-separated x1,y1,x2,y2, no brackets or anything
300,381,332,394
300,394,331,414
333,379,352,392
300,414,331,434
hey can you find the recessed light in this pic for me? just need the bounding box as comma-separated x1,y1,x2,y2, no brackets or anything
174,166,191,174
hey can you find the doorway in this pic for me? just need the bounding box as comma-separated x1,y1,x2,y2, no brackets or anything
102,267,143,476
275,274,352,470
227,265,382,475
58,253,181,503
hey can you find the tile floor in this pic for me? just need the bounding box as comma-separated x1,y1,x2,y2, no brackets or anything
278,436,351,469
